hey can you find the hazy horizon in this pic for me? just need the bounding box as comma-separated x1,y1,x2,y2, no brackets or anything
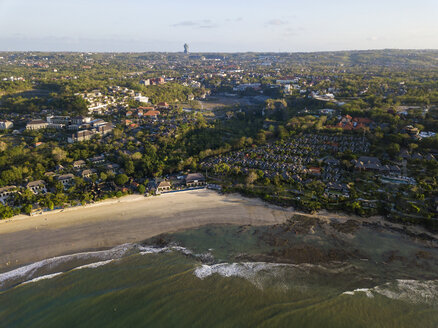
1,48,438,55
1,0,438,52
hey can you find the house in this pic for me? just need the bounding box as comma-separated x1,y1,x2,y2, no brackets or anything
185,173,206,187
405,125,419,137
144,110,160,119
0,120,13,130
352,156,382,171
156,180,171,193
44,172,56,178
320,108,336,116
157,102,169,109
81,169,96,179
57,174,75,187
26,119,49,130
95,123,114,135
46,115,70,125
73,160,86,169
105,163,120,173
0,186,17,204
68,130,95,143
71,116,92,125
26,180,47,194
308,167,321,175
89,155,105,165
91,119,106,127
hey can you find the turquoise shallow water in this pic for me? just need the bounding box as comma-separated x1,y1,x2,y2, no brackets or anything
1,223,438,328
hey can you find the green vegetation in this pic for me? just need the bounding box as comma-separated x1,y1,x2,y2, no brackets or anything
0,50,436,229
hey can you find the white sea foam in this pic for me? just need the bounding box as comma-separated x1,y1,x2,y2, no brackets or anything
73,260,114,270
138,246,170,255
375,279,438,304
342,279,438,304
193,262,302,290
0,243,135,287
194,262,290,280
342,288,374,298
21,272,63,285
139,245,192,255
194,261,352,281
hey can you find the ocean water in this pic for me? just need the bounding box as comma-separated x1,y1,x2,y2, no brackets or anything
1,222,438,328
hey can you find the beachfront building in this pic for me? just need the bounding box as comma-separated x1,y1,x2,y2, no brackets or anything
185,173,206,187
156,180,171,194
26,180,47,194
0,186,17,204
57,174,75,188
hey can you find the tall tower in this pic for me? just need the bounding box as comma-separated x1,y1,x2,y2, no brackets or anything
184,43,189,54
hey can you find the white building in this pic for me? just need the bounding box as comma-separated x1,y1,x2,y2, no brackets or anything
134,93,149,103
0,120,13,130
26,120,49,130
26,180,47,194
0,186,17,204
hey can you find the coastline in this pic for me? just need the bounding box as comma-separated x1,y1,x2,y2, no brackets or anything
0,189,435,273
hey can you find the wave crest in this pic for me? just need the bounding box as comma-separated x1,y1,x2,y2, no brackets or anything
343,279,438,304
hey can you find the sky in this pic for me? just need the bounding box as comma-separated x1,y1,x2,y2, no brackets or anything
1,0,437,52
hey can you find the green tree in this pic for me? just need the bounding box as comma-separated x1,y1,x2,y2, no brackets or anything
115,174,129,186
138,184,146,194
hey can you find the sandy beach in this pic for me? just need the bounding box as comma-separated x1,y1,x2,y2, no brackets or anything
0,189,435,273
0,189,292,272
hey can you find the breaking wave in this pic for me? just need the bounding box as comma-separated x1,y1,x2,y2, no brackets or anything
193,262,300,289
343,279,438,305
0,243,198,290
73,260,115,271
0,244,135,289
21,273,63,285
138,245,192,256
194,262,287,280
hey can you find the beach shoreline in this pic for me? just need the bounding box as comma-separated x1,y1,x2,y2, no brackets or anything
0,189,435,273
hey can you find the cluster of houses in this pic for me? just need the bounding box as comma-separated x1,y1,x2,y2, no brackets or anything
400,149,436,161
327,115,375,131
0,169,207,211
78,86,152,115
202,134,370,184
0,155,117,205
125,108,197,141
352,156,402,175
24,116,114,143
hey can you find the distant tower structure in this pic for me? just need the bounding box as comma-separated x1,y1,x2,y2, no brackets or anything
184,43,189,54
